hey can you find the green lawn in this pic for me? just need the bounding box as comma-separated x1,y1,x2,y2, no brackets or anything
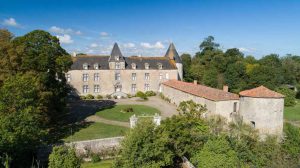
96,104,161,122
82,160,113,168
63,122,129,142
284,100,300,121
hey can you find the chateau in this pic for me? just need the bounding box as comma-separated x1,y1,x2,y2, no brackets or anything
67,42,284,137
67,43,182,97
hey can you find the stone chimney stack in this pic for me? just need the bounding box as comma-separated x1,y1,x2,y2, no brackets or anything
223,85,229,92
193,80,197,85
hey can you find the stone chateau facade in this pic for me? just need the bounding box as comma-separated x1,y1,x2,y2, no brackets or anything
67,43,183,97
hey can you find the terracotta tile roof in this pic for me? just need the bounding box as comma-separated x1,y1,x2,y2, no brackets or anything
162,80,239,101
239,86,284,98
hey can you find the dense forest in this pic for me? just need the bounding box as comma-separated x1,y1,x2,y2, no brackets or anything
181,36,300,105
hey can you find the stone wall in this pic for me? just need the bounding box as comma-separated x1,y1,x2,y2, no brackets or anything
239,97,284,136
161,84,239,121
66,136,124,155
67,69,178,95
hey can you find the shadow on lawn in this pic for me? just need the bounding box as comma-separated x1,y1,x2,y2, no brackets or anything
47,99,117,144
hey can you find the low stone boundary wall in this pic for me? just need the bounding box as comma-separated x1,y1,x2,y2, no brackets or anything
66,136,124,155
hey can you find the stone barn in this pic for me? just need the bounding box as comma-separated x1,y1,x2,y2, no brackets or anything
239,86,284,136
161,80,240,121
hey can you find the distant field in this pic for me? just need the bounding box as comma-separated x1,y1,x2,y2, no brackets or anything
96,104,161,122
63,122,128,142
284,100,300,121
82,160,113,168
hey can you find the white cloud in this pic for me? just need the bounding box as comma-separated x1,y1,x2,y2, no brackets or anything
100,32,109,36
2,18,19,27
140,41,165,49
123,43,135,48
56,34,73,44
239,47,256,52
49,26,81,35
90,43,98,48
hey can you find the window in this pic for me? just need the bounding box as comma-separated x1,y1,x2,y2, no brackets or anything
157,63,162,69
83,85,89,93
83,63,88,70
115,73,121,80
94,63,99,70
250,121,255,128
145,73,150,80
131,63,136,69
66,74,71,82
94,85,100,93
132,73,136,81
115,62,121,69
144,84,150,91
159,73,163,80
145,63,149,69
131,84,137,92
94,73,99,81
83,73,89,82
165,73,169,79
233,102,237,112
115,56,119,61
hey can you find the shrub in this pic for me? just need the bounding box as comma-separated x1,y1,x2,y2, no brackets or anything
48,146,81,168
113,95,118,99
145,91,156,97
91,153,101,163
136,91,148,100
96,95,103,100
106,94,112,99
123,107,134,113
80,96,86,100
276,87,296,106
127,94,133,98
86,94,95,100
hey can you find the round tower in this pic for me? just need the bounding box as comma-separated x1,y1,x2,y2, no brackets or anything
165,43,183,81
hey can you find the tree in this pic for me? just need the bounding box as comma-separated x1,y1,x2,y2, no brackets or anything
113,120,174,168
180,53,193,82
0,73,46,167
158,115,209,160
224,62,247,93
199,36,220,51
191,137,239,168
48,146,81,168
276,87,296,106
203,67,218,88
177,100,207,119
282,123,300,159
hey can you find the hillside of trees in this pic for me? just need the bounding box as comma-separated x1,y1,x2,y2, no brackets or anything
181,36,300,104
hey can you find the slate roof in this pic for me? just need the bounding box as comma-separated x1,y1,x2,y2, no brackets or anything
165,43,182,63
109,43,125,62
239,86,284,98
162,80,239,101
71,55,177,70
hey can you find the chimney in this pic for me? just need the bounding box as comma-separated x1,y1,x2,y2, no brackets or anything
193,80,197,85
223,85,229,92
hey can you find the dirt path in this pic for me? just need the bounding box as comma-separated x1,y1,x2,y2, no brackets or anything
85,115,130,127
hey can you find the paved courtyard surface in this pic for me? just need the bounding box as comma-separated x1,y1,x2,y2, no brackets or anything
68,96,178,127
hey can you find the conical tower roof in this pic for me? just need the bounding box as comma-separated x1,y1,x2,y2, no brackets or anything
239,86,284,98
109,43,124,61
165,43,182,63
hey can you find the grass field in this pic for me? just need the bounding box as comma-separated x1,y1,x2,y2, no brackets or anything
63,122,129,142
82,160,113,168
96,104,161,122
284,100,300,121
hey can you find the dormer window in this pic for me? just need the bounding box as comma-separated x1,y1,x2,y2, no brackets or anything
115,62,121,69
115,56,119,61
131,63,136,69
83,63,88,70
145,63,149,70
157,63,163,70
94,63,99,70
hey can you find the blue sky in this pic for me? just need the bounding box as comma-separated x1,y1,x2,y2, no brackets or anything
0,0,300,58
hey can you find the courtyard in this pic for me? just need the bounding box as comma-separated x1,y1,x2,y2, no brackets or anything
62,96,178,142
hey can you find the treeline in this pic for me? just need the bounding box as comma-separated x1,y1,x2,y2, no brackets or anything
112,101,300,168
181,36,300,100
0,29,72,167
